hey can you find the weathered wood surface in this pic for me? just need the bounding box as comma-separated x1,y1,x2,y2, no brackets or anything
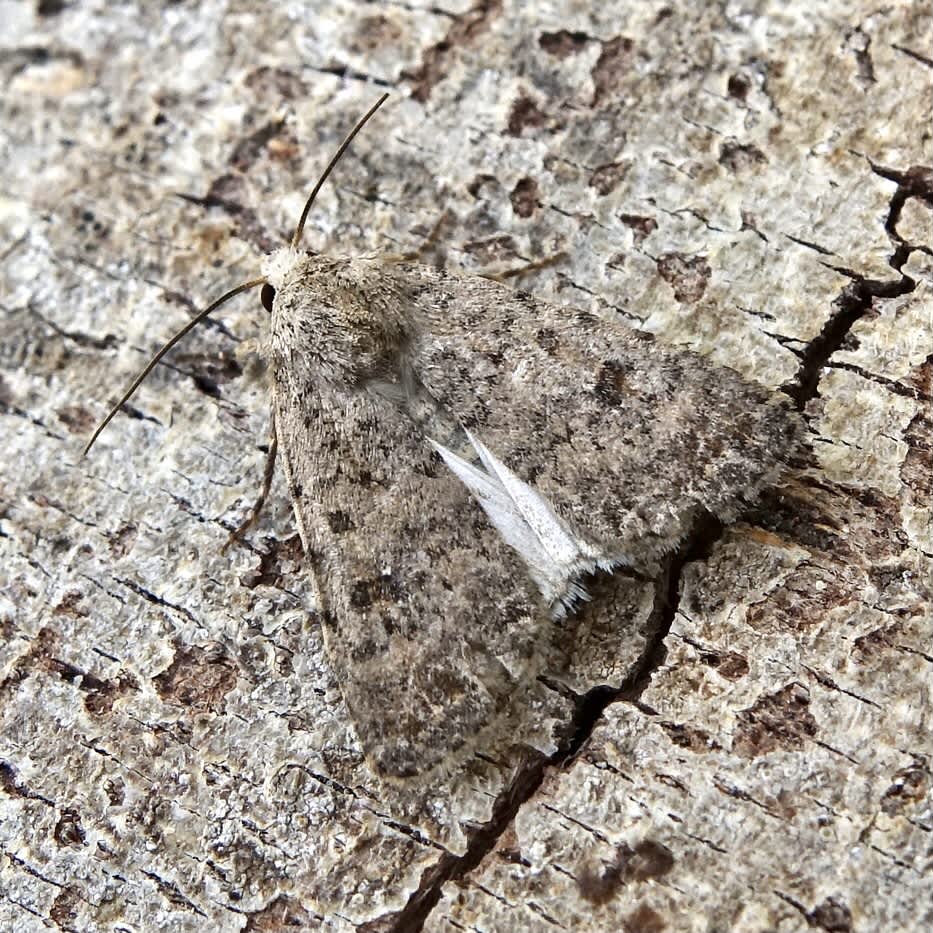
1,1,929,930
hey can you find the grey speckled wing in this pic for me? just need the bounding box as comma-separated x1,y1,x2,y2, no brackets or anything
264,252,802,779
396,261,802,569
271,374,555,779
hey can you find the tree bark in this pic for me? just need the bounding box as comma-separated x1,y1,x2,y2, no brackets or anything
0,1,929,931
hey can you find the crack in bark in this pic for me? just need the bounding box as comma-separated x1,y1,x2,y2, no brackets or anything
803,664,883,709
304,62,393,89
363,749,548,932
783,161,926,408
0,762,56,807
2,849,67,889
115,577,200,625
892,43,933,68
711,775,782,819
139,869,208,917
826,359,931,401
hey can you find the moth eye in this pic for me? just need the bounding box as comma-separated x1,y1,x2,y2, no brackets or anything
260,283,276,313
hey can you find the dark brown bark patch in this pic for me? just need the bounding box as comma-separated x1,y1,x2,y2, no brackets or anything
578,839,675,904
507,93,549,136
656,252,711,303
589,161,629,196
153,643,237,713
733,683,818,757
809,896,854,933
719,140,768,172
592,36,636,105
510,176,539,217
405,0,503,103
619,213,658,244
538,30,590,58
660,721,721,752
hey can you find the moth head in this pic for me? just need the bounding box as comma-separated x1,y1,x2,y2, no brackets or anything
84,94,390,456
258,246,304,312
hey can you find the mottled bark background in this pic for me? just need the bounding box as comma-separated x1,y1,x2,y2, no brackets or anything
1,1,930,931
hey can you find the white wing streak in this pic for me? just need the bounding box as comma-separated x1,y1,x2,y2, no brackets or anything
430,433,618,616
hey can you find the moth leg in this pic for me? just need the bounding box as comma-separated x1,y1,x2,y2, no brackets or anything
479,252,566,283
223,422,278,552
385,209,452,262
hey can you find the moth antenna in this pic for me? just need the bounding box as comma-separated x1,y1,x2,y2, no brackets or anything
290,92,390,250
83,277,266,456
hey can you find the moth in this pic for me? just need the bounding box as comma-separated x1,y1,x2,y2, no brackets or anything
87,95,803,779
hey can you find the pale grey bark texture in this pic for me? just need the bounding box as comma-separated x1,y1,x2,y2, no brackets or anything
1,1,930,931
